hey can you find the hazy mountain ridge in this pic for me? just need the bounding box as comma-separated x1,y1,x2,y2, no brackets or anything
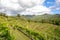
23,14,60,20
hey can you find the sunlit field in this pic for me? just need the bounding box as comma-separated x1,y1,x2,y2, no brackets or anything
0,13,60,40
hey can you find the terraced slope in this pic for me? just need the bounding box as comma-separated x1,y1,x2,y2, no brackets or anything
0,15,60,40
9,26,31,40
16,22,60,40
0,16,31,40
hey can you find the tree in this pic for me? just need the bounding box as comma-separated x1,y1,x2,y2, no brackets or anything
16,14,21,17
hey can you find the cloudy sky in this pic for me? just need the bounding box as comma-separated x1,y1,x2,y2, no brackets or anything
0,0,60,15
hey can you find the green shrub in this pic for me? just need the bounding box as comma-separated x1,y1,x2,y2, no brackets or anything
0,24,14,40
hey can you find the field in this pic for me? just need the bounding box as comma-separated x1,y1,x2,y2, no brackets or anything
0,13,60,40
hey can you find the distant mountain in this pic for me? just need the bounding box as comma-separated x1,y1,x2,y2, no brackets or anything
22,14,60,21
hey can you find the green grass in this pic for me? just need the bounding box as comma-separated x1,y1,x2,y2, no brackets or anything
0,24,14,40
0,15,60,40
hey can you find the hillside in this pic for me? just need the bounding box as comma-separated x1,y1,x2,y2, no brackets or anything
0,13,60,40
23,14,60,20
23,14,60,25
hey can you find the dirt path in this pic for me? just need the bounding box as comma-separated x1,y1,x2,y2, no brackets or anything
9,26,31,40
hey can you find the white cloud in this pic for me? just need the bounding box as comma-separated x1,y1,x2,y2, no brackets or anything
55,0,60,10
0,0,51,15
56,0,60,5
20,5,51,15
0,0,23,10
19,0,45,8
56,7,60,10
0,9,5,12
49,0,60,12
0,0,45,10
47,2,54,4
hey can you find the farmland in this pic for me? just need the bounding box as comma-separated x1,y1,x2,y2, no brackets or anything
0,13,60,40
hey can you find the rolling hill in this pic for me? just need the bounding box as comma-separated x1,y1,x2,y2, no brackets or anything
0,13,60,40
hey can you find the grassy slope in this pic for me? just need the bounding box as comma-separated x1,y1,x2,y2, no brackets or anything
24,14,60,21
0,15,60,40
9,26,31,40
0,16,31,40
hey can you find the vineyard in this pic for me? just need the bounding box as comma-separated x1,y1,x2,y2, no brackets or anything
0,13,60,40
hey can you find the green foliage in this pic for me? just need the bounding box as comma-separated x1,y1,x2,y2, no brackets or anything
0,24,14,40
25,14,60,25
16,26,44,40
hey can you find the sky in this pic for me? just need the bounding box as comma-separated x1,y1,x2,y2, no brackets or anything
0,0,60,15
